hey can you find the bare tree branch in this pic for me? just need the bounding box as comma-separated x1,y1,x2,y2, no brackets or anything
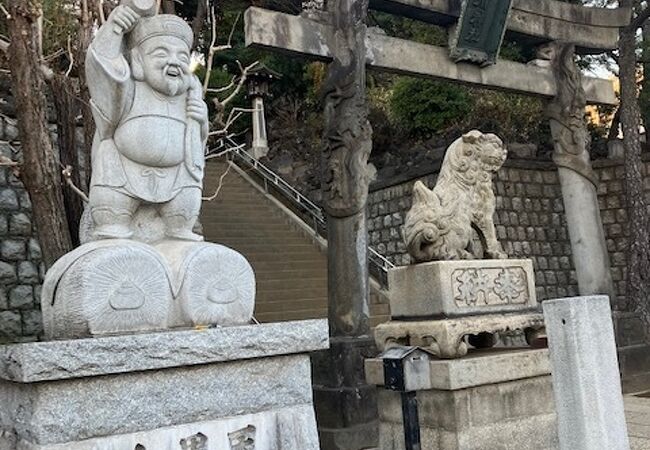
202,161,231,201
222,60,259,106
98,0,107,23
202,9,242,94
206,75,237,94
62,165,89,202
631,5,650,29
0,155,18,167
0,3,11,19
65,35,74,77
0,37,54,80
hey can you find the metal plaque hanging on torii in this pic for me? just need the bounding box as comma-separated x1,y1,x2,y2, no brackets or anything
449,0,513,66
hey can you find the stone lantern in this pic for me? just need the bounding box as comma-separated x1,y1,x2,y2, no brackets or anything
246,63,281,159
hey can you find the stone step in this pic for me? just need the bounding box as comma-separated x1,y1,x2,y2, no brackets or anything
249,259,324,269
202,219,292,227
254,298,328,313
202,159,389,324
256,277,327,290
256,287,327,301
202,213,290,223
243,254,324,263
215,233,313,247
202,201,276,209
224,243,319,252
208,235,320,245
255,309,327,323
202,204,275,212
253,266,325,275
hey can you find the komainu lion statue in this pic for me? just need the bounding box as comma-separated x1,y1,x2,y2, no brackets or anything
404,130,508,262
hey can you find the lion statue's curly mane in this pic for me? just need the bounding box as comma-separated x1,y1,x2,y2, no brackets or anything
403,130,508,262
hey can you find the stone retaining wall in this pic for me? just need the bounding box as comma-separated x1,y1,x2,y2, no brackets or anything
0,116,46,343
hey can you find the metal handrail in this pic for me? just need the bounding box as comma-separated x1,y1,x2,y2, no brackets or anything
211,137,396,277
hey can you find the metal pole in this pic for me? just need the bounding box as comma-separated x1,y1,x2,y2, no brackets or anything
401,391,421,450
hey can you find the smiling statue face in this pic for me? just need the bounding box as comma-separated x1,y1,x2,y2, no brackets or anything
138,36,191,97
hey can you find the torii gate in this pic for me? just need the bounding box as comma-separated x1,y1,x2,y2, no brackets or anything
245,1,629,448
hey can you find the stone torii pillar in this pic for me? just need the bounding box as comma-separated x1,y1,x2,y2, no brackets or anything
310,0,378,448
545,43,615,298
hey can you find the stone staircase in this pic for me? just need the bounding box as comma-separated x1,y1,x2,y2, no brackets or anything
201,158,391,326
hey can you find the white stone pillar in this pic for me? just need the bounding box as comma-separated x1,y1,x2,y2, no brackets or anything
557,168,614,296
545,42,614,298
543,295,630,450
251,96,268,159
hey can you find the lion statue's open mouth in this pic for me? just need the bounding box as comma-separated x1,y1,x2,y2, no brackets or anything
403,130,508,262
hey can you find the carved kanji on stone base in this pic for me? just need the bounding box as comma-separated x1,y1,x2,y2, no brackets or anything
181,432,208,450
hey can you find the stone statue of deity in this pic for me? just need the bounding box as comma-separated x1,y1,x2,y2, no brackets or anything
86,5,208,241
41,4,255,339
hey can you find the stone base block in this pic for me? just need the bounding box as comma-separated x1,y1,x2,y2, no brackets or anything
0,320,328,450
3,405,315,450
367,349,558,450
387,259,537,319
378,410,557,450
374,313,545,358
317,421,380,450
311,335,379,450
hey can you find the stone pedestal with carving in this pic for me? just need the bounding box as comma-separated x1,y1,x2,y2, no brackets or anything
374,313,544,359
376,259,544,359
365,348,558,450
387,259,537,319
0,320,327,450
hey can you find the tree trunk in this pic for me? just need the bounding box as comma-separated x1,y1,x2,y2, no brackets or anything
619,0,650,329
191,0,208,48
6,0,72,267
77,0,96,191
641,21,650,131
51,74,84,247
161,0,176,14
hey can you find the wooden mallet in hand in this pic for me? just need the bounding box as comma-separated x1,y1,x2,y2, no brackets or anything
113,0,158,34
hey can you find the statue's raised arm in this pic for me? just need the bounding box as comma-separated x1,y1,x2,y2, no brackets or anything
86,5,140,132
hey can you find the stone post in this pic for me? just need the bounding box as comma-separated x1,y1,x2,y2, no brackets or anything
311,0,378,447
543,296,630,450
251,96,269,159
545,43,614,298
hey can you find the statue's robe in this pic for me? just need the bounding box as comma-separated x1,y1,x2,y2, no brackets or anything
86,46,204,203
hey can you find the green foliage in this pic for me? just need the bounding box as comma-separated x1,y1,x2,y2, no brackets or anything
41,0,78,58
389,78,471,137
460,89,547,144
368,12,447,46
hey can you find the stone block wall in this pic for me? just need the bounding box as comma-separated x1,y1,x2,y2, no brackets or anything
594,159,643,309
0,116,45,343
594,158,650,392
368,160,580,302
